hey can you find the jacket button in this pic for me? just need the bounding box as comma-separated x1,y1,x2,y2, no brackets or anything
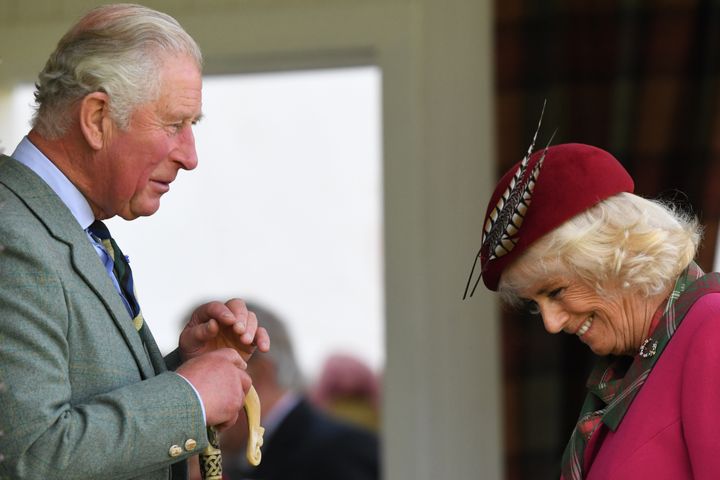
169,445,183,457
184,439,197,452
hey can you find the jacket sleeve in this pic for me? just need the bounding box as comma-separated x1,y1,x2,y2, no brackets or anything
681,293,720,480
0,211,206,479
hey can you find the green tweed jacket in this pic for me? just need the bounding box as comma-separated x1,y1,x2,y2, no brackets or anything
0,156,206,479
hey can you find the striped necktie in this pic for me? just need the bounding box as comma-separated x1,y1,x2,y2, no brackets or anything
87,220,145,332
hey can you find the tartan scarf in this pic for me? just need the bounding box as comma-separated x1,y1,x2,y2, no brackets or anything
88,220,145,332
559,261,720,479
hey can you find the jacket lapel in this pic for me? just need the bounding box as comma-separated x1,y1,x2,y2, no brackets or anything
0,155,156,379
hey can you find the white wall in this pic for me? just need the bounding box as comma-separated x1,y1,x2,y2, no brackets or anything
108,68,385,381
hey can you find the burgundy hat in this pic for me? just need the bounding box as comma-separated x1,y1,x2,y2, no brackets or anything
464,143,634,295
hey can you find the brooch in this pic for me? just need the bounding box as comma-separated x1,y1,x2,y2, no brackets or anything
639,338,658,358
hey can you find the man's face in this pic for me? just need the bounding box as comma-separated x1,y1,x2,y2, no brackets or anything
96,54,202,220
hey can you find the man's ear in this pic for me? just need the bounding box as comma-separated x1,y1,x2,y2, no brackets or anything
78,92,112,150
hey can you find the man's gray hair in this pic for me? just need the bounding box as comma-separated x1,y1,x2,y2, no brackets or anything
32,3,203,139
246,302,305,391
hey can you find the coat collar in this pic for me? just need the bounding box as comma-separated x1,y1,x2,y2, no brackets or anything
0,155,156,379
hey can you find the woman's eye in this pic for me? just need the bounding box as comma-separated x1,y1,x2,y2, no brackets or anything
548,288,563,299
525,300,540,315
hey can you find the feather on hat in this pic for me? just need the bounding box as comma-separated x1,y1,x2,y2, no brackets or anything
464,137,634,296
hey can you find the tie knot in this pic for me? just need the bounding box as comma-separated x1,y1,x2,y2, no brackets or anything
88,220,111,240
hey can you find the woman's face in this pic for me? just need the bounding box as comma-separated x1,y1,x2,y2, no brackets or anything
511,274,653,356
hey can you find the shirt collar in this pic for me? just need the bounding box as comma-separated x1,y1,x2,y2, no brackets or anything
12,136,96,229
263,391,302,436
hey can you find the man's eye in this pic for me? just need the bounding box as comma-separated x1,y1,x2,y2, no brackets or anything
167,122,185,134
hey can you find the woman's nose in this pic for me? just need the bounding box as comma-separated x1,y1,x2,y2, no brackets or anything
538,302,568,334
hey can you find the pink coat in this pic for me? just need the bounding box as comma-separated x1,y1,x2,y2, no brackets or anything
584,292,720,479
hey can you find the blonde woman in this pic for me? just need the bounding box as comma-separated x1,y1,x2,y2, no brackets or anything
466,143,718,480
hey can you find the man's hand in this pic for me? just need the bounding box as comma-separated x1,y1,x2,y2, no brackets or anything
176,348,250,429
179,298,270,363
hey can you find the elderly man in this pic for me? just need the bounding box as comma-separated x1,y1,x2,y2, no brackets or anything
0,4,268,479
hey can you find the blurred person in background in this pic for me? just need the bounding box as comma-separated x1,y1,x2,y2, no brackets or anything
220,302,380,480
311,353,381,433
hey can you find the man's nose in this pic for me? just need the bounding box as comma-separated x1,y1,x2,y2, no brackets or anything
172,126,198,170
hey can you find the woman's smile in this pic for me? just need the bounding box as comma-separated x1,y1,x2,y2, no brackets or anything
576,316,593,337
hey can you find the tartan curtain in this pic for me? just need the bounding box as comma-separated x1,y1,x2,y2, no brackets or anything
495,1,720,478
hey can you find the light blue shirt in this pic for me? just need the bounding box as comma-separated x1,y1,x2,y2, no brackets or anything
12,136,95,230
11,137,206,422
12,136,129,309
